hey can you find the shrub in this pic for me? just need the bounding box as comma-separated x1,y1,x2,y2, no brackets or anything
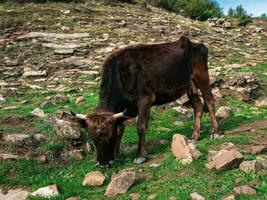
227,5,252,27
153,0,222,21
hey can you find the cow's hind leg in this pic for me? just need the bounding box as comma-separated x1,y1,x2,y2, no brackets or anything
188,89,203,140
193,78,219,139
134,95,154,164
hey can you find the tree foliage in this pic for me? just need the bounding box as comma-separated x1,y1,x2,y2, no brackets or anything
227,5,252,27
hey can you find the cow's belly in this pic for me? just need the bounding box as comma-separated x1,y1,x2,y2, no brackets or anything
153,84,190,105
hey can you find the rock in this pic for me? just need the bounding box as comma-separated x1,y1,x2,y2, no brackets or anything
31,108,47,118
54,49,74,55
19,32,90,39
5,59,19,66
0,94,5,102
66,197,80,200
247,145,267,155
147,194,157,200
0,153,19,160
256,155,267,169
233,185,256,196
42,43,80,49
2,134,32,146
176,94,189,105
169,197,177,200
223,21,232,28
255,97,267,107
222,194,235,200
171,134,201,164
149,163,161,168
82,171,106,186
1,106,19,110
31,184,59,198
23,70,47,78
171,134,192,164
239,160,261,173
48,112,83,139
0,188,29,200
63,149,84,160
190,192,205,200
216,106,230,118
206,149,244,170
105,170,135,197
75,96,85,105
129,193,140,200
220,142,236,151
188,142,202,159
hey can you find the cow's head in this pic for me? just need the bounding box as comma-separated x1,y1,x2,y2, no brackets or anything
74,111,125,166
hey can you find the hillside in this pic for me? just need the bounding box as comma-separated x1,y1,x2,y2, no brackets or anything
0,1,267,200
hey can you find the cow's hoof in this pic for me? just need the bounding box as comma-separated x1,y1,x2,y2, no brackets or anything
211,132,220,139
134,157,146,164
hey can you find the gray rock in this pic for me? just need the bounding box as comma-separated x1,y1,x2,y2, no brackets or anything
149,163,161,168
256,155,267,169
82,171,106,186
233,185,256,196
105,170,135,197
42,43,80,49
239,160,262,173
190,192,205,200
0,153,19,160
30,184,59,198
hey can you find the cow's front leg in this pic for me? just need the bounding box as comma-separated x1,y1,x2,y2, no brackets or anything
134,95,153,164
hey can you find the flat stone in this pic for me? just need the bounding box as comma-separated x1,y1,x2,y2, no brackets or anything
105,170,135,197
82,171,106,186
19,32,90,39
239,160,261,173
0,153,19,160
23,70,47,78
233,185,256,196
54,49,74,55
190,192,205,200
43,43,80,49
30,184,59,198
256,155,267,169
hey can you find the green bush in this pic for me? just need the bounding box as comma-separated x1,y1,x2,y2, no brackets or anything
227,5,252,27
153,0,222,21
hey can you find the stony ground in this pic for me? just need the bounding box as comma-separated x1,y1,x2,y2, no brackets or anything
0,1,267,200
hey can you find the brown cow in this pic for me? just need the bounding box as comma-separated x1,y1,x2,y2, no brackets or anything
74,36,219,166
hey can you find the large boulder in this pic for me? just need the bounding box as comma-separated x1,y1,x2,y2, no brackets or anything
105,169,135,197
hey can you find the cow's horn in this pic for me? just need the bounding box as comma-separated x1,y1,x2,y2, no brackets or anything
112,109,126,119
75,113,87,120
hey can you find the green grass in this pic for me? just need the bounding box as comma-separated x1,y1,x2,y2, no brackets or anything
0,85,267,199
